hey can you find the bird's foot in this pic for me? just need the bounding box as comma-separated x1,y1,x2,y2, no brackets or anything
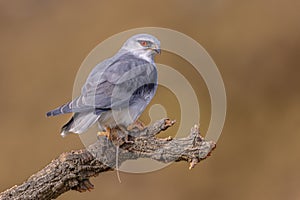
116,126,134,145
97,127,111,139
98,126,134,146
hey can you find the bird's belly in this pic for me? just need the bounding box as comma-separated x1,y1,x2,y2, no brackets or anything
97,105,144,130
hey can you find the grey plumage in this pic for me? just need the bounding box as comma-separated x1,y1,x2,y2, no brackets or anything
47,34,160,137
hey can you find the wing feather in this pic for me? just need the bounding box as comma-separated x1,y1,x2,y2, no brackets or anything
66,53,157,114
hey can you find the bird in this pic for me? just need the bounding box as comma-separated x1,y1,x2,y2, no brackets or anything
46,34,160,138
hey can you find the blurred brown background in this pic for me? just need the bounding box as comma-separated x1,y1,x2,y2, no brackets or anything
1,1,300,200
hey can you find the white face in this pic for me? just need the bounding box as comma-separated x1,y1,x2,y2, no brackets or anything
122,34,161,56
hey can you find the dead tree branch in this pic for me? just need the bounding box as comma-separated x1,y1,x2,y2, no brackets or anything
0,119,216,200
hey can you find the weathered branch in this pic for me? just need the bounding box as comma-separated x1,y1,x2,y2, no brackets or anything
0,119,216,200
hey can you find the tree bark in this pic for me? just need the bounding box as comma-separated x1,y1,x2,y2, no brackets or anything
0,119,216,200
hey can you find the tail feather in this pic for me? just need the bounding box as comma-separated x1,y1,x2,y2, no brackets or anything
60,112,100,137
60,116,75,137
46,102,73,117
46,96,96,117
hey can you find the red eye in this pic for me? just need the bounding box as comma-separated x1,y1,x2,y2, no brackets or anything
140,41,148,47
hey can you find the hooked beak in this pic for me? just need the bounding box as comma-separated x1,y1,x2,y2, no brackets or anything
154,48,161,54
151,44,161,54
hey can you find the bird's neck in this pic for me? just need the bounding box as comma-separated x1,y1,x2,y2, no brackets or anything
135,52,154,64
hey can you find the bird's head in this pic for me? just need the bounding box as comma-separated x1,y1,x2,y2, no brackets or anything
121,34,161,61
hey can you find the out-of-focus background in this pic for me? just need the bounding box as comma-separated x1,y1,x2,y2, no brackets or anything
1,1,300,199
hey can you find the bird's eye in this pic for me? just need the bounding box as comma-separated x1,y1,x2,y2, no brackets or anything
139,40,149,47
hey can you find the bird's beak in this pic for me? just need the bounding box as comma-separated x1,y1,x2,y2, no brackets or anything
151,44,161,54
154,48,161,54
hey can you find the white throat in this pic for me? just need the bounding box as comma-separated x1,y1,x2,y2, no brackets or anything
123,48,154,64
135,51,154,64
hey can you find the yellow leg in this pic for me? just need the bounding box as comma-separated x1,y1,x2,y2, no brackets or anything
97,127,111,139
